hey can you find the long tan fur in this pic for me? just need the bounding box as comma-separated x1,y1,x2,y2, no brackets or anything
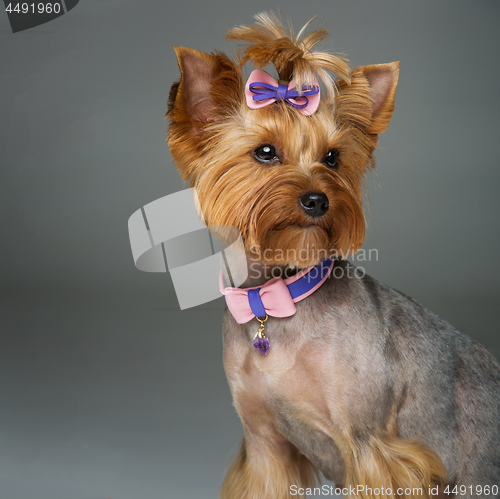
341,433,448,499
221,438,319,499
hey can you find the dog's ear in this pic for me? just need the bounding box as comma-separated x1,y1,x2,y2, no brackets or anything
357,62,400,134
168,47,242,139
335,62,399,136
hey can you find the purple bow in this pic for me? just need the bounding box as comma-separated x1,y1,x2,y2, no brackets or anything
245,69,321,116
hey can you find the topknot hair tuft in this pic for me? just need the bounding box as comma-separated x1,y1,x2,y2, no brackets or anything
226,12,351,97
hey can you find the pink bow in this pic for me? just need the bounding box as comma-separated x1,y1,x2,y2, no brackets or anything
245,69,321,116
220,276,297,324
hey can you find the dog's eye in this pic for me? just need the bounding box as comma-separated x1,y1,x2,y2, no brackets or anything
323,149,339,169
253,145,279,163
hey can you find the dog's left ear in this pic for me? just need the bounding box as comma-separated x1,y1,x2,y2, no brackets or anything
357,62,400,134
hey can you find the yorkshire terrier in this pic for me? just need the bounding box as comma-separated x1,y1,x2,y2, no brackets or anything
166,13,500,499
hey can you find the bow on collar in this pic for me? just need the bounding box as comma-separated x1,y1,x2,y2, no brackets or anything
220,258,334,324
245,69,321,116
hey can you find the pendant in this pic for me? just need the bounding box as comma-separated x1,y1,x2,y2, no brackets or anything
252,315,270,355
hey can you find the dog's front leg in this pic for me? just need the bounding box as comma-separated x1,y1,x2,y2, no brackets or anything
220,419,318,499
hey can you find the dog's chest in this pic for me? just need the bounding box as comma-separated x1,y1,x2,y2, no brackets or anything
222,313,350,481
223,313,341,412
221,292,391,482
227,311,347,392
222,298,379,420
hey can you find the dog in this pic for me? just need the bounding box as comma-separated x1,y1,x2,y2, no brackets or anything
166,12,500,499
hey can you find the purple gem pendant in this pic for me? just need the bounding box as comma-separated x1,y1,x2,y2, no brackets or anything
252,315,270,355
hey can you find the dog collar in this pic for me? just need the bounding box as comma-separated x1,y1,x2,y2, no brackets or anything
220,258,334,355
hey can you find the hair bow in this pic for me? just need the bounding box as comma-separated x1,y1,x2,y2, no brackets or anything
245,69,321,116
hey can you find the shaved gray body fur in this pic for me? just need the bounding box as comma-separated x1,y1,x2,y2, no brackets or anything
222,259,500,496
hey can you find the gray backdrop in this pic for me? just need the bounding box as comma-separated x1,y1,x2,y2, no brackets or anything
0,1,499,498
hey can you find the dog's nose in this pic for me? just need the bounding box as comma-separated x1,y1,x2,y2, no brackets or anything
300,191,329,218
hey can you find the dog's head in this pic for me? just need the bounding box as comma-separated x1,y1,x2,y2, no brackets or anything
167,13,398,267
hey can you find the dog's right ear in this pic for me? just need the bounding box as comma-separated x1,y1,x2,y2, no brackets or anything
168,47,242,140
